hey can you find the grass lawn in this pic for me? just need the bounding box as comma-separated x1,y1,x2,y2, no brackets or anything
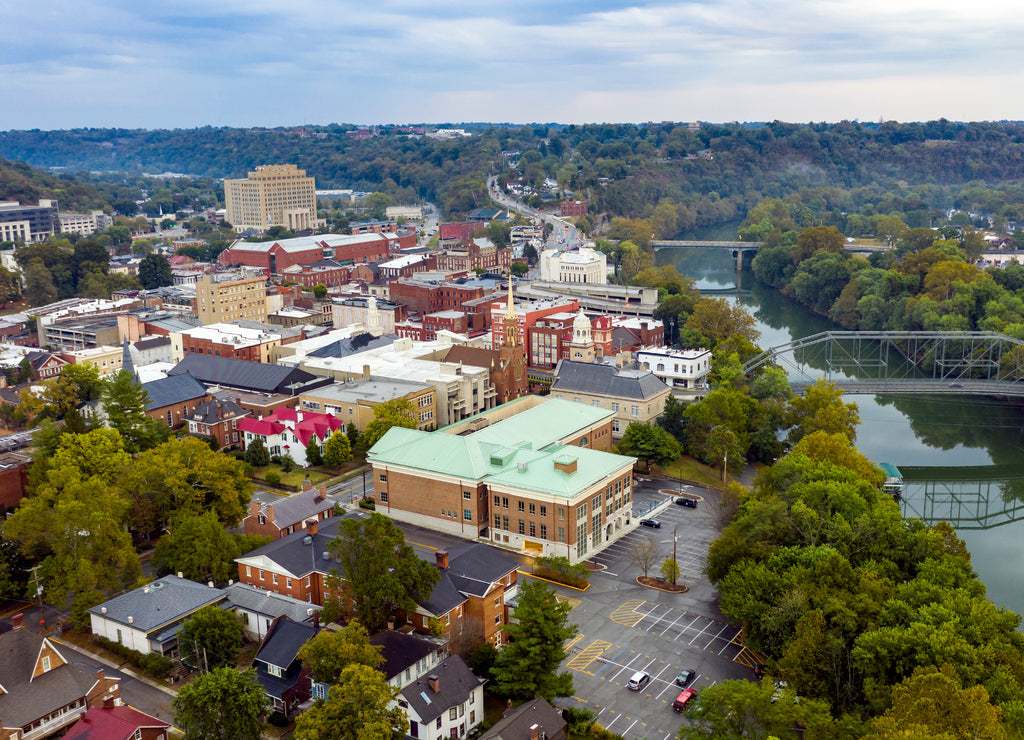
653,455,731,489
252,464,331,488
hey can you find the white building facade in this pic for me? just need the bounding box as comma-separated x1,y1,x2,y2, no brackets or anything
539,246,608,284
636,346,712,390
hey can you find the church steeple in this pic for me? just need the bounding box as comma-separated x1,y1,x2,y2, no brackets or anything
502,272,518,348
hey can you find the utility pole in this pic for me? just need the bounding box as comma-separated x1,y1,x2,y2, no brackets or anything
30,565,44,632
673,527,678,585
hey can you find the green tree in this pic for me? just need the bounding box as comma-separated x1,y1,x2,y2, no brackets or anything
362,399,417,449
172,667,267,740
100,370,168,453
138,253,173,288
179,605,245,670
787,380,861,445
322,430,352,467
297,620,383,685
305,435,324,466
152,512,268,582
0,532,31,601
794,225,845,263
61,363,104,403
684,297,761,347
313,284,328,300
327,513,439,632
244,437,270,467
660,557,681,585
616,422,680,472
123,437,252,530
22,259,57,306
493,581,577,701
293,663,406,740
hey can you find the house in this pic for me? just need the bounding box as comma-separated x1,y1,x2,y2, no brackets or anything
297,377,436,433
480,697,567,740
141,373,211,429
636,346,712,391
549,359,671,437
236,407,343,467
399,656,485,740
223,582,322,641
0,616,122,740
88,575,228,656
184,397,250,448
26,350,67,380
0,451,31,515
63,705,171,740
253,616,318,718
242,480,336,539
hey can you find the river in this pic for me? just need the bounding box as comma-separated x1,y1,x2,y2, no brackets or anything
657,246,1024,619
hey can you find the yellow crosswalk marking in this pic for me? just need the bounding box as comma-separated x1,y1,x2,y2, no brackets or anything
609,599,646,627
567,639,612,672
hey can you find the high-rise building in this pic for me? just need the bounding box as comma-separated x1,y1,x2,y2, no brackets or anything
223,164,321,234
196,270,268,325
0,200,59,243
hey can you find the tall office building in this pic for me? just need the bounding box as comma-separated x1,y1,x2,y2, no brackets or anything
0,200,59,243
223,164,321,234
196,271,268,325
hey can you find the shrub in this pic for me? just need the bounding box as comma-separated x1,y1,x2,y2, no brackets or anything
358,496,375,510
268,711,289,727
265,471,282,486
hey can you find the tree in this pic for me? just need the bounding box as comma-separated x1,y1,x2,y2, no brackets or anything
511,261,529,277
123,437,252,530
293,663,406,740
22,259,57,306
787,380,861,445
305,435,323,467
138,253,173,288
684,297,761,346
244,437,270,467
493,581,577,701
101,370,167,453
179,605,245,670
328,513,439,632
794,225,845,263
322,430,352,467
173,667,267,740
660,557,681,585
628,536,660,577
617,421,680,472
362,399,417,449
152,512,268,582
297,620,382,685
0,532,31,601
313,284,328,300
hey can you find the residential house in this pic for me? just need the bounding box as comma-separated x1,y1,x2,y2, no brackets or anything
0,451,31,515
26,350,67,380
636,346,712,391
63,705,171,740
252,616,318,718
223,582,322,641
236,407,343,467
184,397,250,448
242,480,336,539
399,657,485,740
88,575,227,656
141,373,210,429
549,359,671,437
480,698,567,740
0,616,121,740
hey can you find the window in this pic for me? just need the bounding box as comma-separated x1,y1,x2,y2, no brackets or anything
286,578,292,588
529,521,536,537
612,419,620,433
259,569,265,581
502,515,509,530
246,565,252,577
631,405,639,417
41,656,50,672
257,513,266,524
494,514,502,529
528,503,535,514
592,399,600,407
464,509,472,521
305,575,311,587
494,596,500,607
494,614,501,625
540,523,547,539
611,402,619,412
518,519,525,535
517,501,524,512
493,495,500,506
450,708,458,721
463,490,472,499
436,718,443,730
558,507,565,519
272,573,278,585
379,473,387,482
380,490,388,503
502,497,509,509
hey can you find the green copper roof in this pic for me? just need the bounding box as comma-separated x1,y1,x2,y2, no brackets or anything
456,398,614,449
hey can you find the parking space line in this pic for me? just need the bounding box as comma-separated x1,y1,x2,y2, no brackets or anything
651,663,672,681
608,652,643,682
659,610,685,636
655,678,678,699
610,599,646,627
676,615,701,640
604,713,620,729
688,619,714,645
623,719,639,736
704,624,731,651
592,648,627,678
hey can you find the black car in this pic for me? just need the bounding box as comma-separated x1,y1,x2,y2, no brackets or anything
676,496,698,508
675,668,696,687
639,518,661,528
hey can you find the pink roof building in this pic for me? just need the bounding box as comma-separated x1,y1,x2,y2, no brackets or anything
238,408,343,466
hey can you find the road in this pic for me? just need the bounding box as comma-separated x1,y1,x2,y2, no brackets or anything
248,468,372,510
488,176,581,251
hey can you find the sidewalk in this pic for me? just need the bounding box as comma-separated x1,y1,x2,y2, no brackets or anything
54,633,179,698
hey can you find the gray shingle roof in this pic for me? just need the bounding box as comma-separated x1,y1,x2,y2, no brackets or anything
134,336,171,351
185,398,247,425
481,697,566,740
87,575,226,632
442,544,517,598
551,360,670,400
261,488,334,531
223,583,322,624
142,373,208,411
308,332,397,359
370,631,437,682
400,656,484,724
236,515,350,579
418,573,467,618
255,617,317,671
169,354,329,395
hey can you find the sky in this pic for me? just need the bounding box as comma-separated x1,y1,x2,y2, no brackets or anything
4,0,1024,130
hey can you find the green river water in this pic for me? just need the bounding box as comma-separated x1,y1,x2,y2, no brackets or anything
657,245,1024,619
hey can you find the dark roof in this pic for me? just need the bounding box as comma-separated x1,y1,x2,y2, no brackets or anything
308,332,397,359
236,515,350,579
370,631,438,682
223,583,322,624
442,543,518,598
169,354,330,395
400,656,484,724
259,487,333,530
255,616,318,671
134,336,171,352
420,572,468,617
184,397,248,425
0,629,112,727
551,360,669,401
443,345,499,370
64,705,170,740
142,373,208,411
481,697,566,740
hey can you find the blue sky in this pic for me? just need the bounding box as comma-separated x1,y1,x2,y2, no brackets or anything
3,0,1021,129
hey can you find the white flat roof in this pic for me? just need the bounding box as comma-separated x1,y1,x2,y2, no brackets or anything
179,322,282,346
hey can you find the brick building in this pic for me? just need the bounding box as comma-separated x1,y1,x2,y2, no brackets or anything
378,254,436,280
218,234,390,272
438,221,486,247
436,239,511,273
560,200,589,217
172,322,303,363
196,271,268,325
242,480,335,539
489,297,579,366
184,397,250,448
279,260,352,288
388,279,486,319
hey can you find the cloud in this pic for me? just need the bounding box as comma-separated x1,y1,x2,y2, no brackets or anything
2,0,1023,128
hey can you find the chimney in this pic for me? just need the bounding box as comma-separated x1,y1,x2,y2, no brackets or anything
530,725,541,740
301,479,313,492
312,611,320,629
427,674,440,693
435,550,449,569
96,668,105,682
305,519,318,536
362,364,371,378
11,613,23,630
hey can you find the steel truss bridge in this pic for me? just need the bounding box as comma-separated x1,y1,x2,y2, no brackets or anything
742,331,1024,397
899,464,1024,530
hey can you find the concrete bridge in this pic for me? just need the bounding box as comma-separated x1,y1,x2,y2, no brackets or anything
652,240,894,268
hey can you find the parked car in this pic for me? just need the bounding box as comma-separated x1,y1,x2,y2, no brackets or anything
673,688,698,711
676,497,698,508
675,668,696,687
639,518,661,528
627,671,651,691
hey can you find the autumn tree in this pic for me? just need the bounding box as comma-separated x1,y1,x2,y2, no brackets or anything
492,581,577,701
362,399,418,449
297,620,382,685
293,663,405,740
684,297,761,347
322,430,352,467
786,380,861,445
173,667,267,740
794,225,845,263
327,513,439,632
152,511,268,582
